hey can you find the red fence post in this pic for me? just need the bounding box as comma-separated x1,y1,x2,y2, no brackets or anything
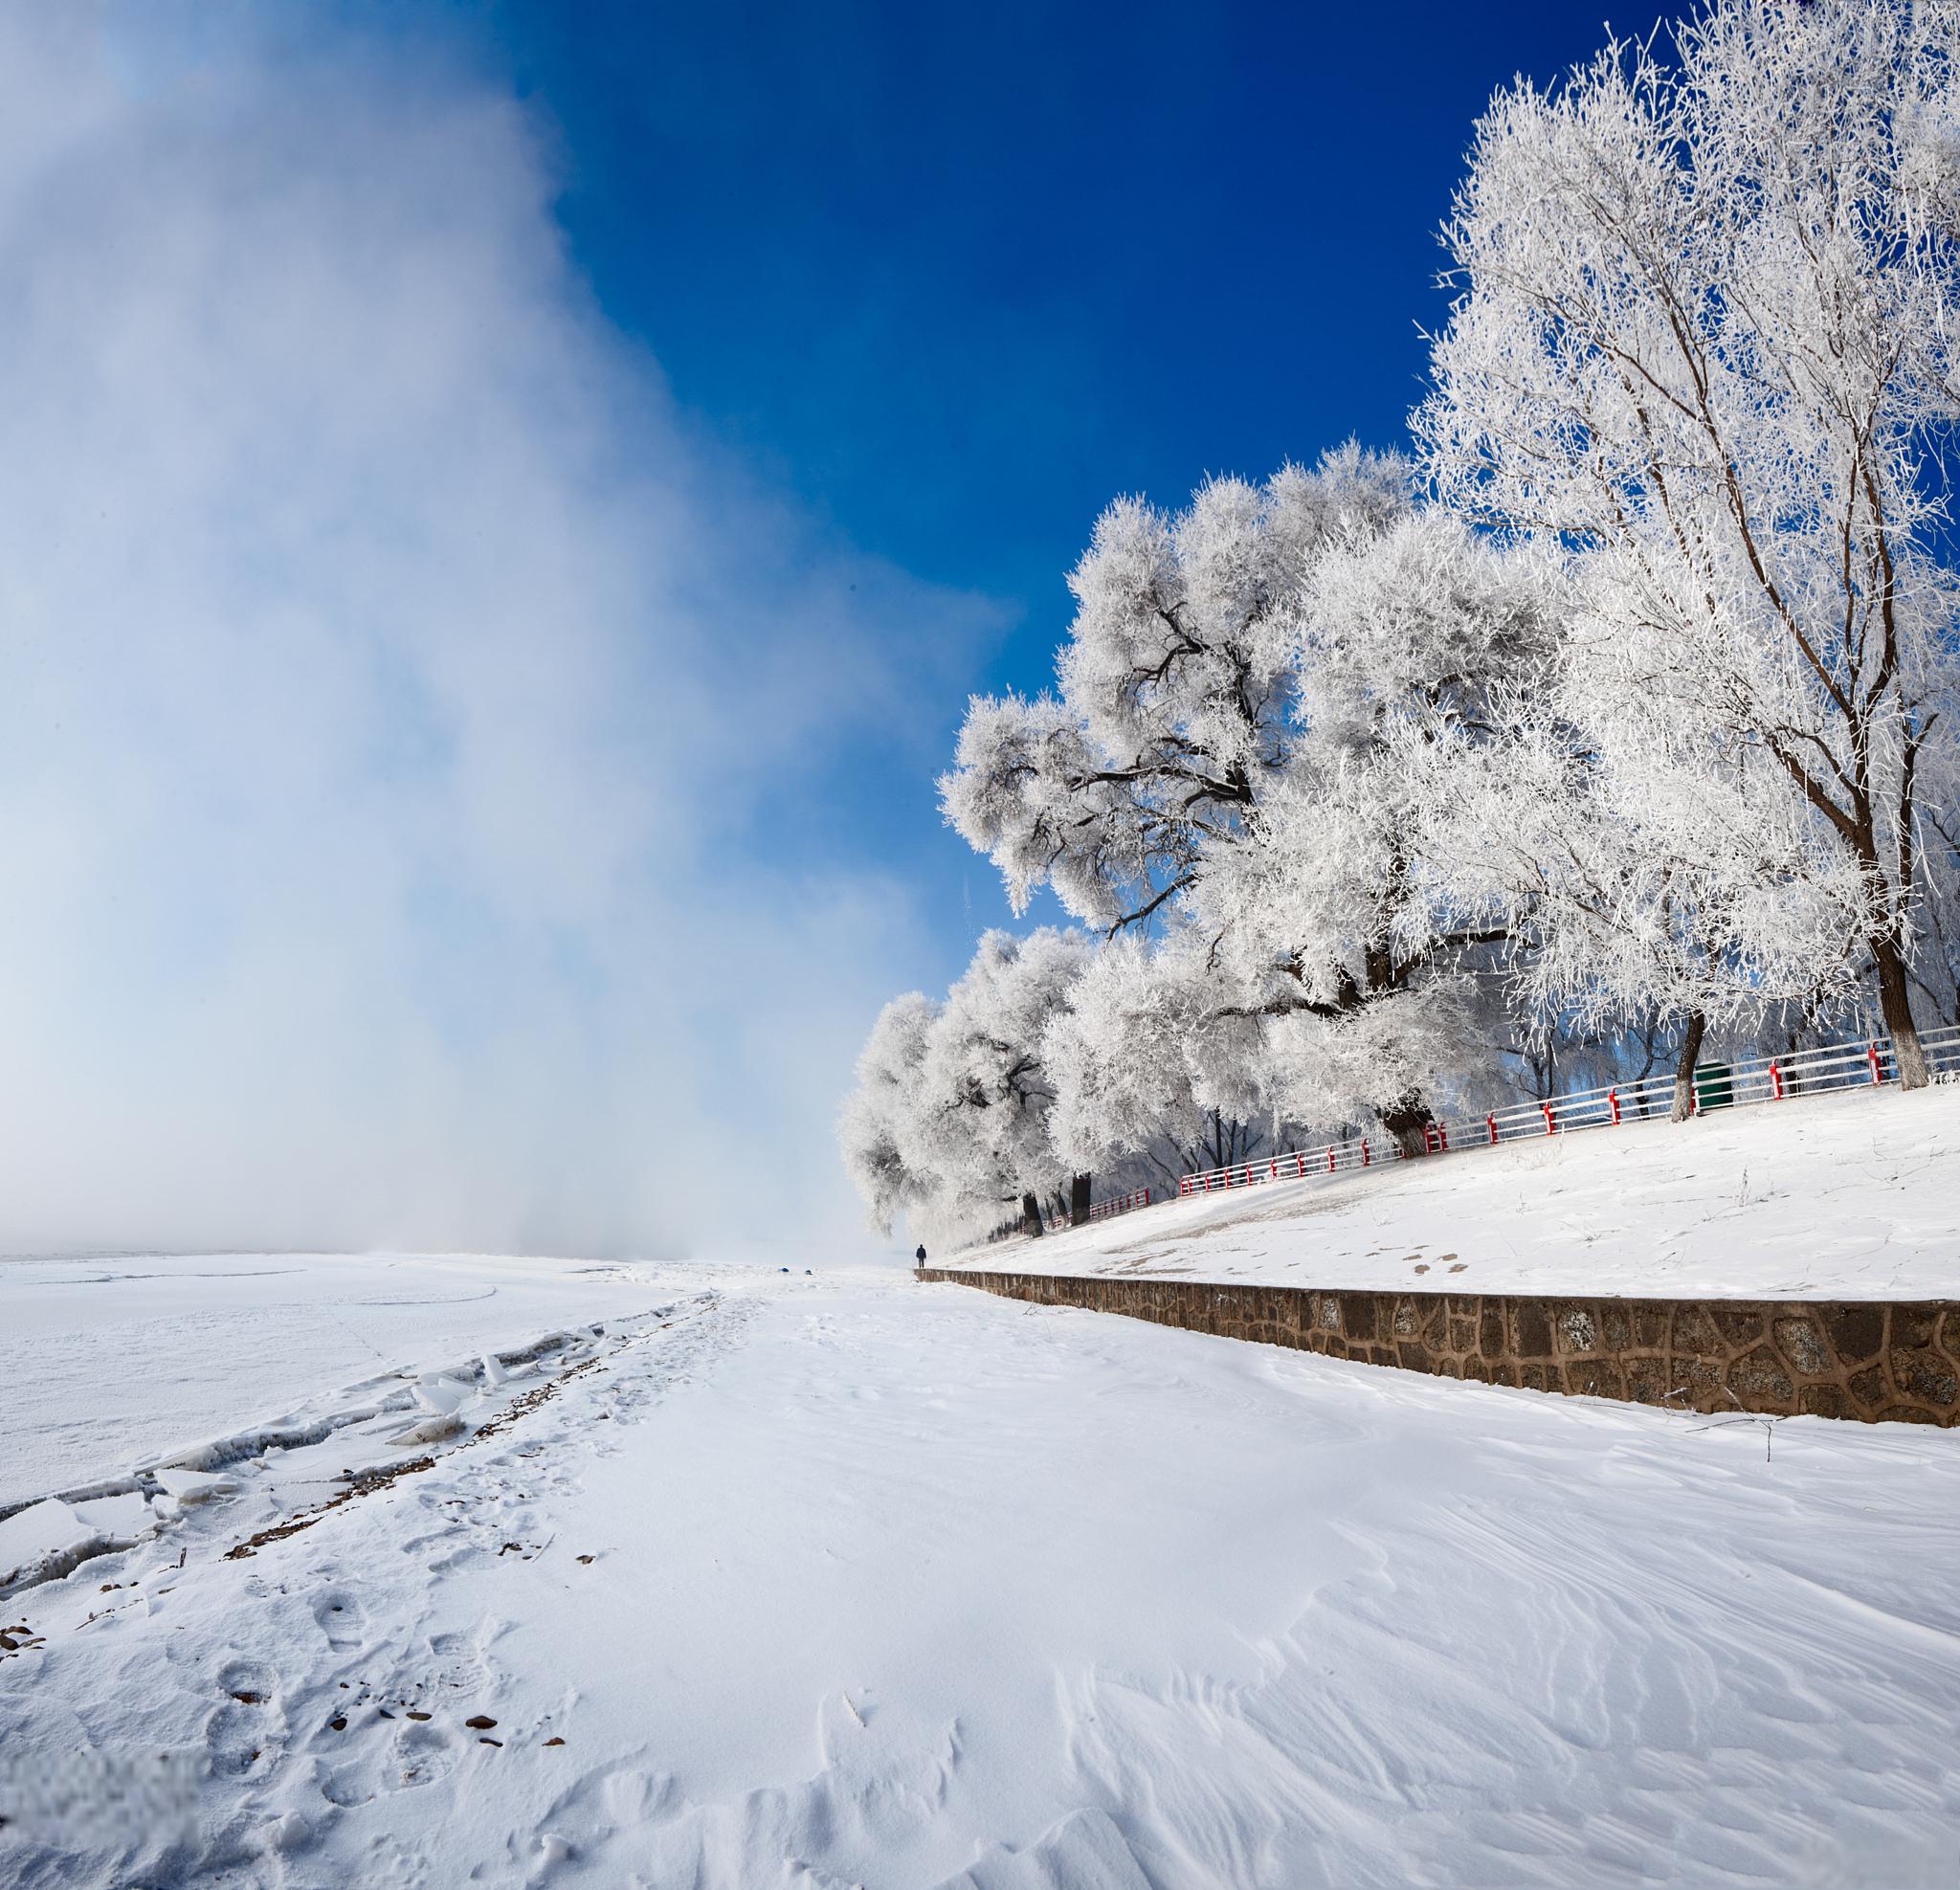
1361,1139,1370,1167
1486,1113,1498,1145
1541,1101,1556,1135
1438,1123,1450,1152
1869,1041,1883,1085
1769,1061,1783,1101
1608,1087,1620,1125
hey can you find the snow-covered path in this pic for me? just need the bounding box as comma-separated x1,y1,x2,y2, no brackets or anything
6,1266,1960,1887
947,1082,1960,1301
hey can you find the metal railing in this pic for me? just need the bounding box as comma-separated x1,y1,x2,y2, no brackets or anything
985,1186,1155,1241
1174,1024,1960,1200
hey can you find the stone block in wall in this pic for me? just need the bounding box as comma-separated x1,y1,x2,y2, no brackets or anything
1676,1359,1724,1408
1773,1316,1829,1376
1825,1305,1885,1363
1513,1303,1551,1360
1728,1347,1793,1405
1625,1358,1671,1406
1671,1305,1722,1359
1890,1347,1959,1408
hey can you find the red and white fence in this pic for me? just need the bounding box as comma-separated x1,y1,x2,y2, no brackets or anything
985,1187,1155,1241
1173,1023,1960,1201
1041,1187,1152,1234
1087,1187,1150,1222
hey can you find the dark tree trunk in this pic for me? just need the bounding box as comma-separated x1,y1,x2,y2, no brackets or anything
1873,933,1928,1089
1670,1010,1707,1123
1021,1190,1043,1237
1376,1091,1435,1159
1069,1173,1091,1228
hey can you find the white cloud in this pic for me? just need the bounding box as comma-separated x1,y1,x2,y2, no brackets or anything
0,7,993,1260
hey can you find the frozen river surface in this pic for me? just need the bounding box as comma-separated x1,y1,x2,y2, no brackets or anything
0,1251,669,1508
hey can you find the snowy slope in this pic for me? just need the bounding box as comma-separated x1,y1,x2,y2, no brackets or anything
3,1265,1957,1887
944,1081,1960,1301
0,1252,668,1510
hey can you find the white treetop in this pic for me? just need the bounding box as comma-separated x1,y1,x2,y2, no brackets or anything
836,990,942,1237
839,929,1093,1238
941,447,1404,933
1038,929,1271,1177
943,452,1557,1149
1417,0,1960,1086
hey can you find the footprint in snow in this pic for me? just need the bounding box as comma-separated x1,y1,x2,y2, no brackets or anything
206,1659,283,1778
390,1714,459,1790
599,1764,680,1823
311,1589,364,1652
217,1656,278,1705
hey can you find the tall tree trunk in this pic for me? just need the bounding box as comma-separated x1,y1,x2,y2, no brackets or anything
1873,932,1928,1089
1376,1091,1435,1159
1670,1010,1707,1123
1069,1173,1091,1229
1021,1190,1043,1238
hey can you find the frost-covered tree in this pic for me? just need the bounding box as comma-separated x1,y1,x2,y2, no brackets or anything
1192,506,1555,1146
1911,812,1960,1026
922,927,1095,1231
1432,675,1878,1118
836,991,941,1235
941,448,1404,932
1039,930,1278,1183
943,455,1550,1151
1418,0,1960,1088
838,929,1094,1241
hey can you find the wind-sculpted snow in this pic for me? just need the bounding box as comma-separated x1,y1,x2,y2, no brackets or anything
4,1266,1958,1885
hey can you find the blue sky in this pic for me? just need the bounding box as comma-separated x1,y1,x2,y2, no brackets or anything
397,0,1678,984
0,4,1678,1257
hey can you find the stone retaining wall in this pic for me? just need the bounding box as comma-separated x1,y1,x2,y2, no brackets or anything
917,1269,1960,1425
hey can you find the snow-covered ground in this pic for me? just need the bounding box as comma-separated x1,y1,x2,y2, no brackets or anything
944,1082,1960,1301
6,1263,1960,1887
0,1252,666,1511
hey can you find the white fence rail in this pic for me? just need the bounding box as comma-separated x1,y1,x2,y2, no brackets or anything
1173,1025,1960,1201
